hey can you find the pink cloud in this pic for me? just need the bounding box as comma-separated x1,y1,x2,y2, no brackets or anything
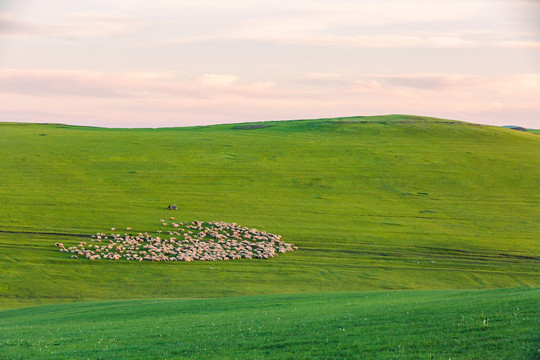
0,13,46,36
0,69,538,128
376,74,485,91
0,12,141,38
490,74,540,96
0,69,131,97
197,74,239,87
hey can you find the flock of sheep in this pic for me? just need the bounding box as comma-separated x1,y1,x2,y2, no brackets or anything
55,218,297,262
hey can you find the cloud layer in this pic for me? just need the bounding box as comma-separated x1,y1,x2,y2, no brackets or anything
0,0,539,127
0,12,141,38
1,69,538,127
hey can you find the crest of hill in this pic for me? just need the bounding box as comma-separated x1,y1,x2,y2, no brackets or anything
1,114,537,136
229,114,470,129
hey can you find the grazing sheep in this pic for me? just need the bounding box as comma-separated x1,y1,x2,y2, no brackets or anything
60,218,296,262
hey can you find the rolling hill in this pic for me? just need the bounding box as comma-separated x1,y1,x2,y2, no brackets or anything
1,114,539,359
0,114,538,311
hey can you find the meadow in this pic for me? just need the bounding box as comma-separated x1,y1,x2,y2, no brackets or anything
1,288,538,359
0,115,538,358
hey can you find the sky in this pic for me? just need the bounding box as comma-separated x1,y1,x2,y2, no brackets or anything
0,0,539,128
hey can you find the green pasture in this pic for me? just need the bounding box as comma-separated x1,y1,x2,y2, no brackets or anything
0,115,539,310
0,288,538,359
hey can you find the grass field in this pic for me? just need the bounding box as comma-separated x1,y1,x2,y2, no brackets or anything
0,115,539,310
1,114,539,358
1,288,538,359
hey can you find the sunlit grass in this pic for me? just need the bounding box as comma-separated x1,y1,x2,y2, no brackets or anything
0,115,538,310
0,288,538,359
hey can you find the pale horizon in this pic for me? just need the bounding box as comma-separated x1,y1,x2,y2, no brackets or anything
1,0,539,128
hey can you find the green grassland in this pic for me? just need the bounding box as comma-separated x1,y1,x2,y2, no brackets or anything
1,288,538,359
1,115,539,359
0,115,539,310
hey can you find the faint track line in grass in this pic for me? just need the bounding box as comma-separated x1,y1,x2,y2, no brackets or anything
300,246,540,263
0,229,90,238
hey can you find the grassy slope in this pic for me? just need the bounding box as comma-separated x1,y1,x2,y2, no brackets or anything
0,288,538,359
0,115,539,309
